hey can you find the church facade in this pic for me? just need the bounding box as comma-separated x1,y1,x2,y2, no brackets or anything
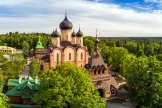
40,14,89,70
40,14,119,98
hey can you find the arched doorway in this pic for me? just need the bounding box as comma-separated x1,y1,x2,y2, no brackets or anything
97,89,103,97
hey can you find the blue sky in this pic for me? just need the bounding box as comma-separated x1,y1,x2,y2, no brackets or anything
0,0,162,37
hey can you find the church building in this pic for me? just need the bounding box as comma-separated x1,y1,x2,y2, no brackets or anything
40,14,119,98
40,14,89,70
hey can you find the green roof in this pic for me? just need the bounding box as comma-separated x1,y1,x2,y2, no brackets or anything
22,94,33,99
12,104,35,108
117,90,128,93
35,36,44,49
5,76,40,98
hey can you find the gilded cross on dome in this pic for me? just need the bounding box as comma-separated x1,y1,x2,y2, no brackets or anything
96,29,97,38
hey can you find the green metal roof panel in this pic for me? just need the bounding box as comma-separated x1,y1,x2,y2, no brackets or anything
6,76,40,97
117,90,128,93
27,76,33,80
12,104,35,108
21,95,33,99
35,36,44,49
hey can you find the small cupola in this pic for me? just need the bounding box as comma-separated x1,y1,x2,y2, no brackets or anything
76,25,83,37
51,28,60,47
72,29,77,44
51,29,61,37
72,30,76,37
76,24,83,45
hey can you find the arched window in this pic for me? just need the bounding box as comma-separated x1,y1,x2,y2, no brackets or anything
69,53,71,60
98,70,100,74
81,52,83,60
66,34,68,40
57,53,59,61
102,69,104,74
62,34,64,40
94,70,96,75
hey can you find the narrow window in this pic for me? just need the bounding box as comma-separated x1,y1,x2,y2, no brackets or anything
102,69,104,74
98,70,100,74
111,89,114,94
80,40,81,44
81,64,82,67
57,40,58,44
66,34,68,40
94,70,96,75
81,52,83,60
38,54,41,57
69,53,71,60
75,39,76,43
57,53,59,61
26,91,29,94
62,34,64,40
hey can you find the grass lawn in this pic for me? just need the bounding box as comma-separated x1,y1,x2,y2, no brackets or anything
107,98,126,104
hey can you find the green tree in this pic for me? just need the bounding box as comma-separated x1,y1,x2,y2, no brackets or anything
105,41,116,48
32,62,106,108
22,40,30,56
0,86,11,108
29,59,40,79
111,47,129,74
136,50,144,58
0,70,4,87
125,57,162,108
83,36,95,55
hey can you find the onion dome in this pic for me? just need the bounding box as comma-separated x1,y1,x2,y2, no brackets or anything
94,38,99,43
72,30,76,37
76,27,83,37
51,29,61,37
59,14,73,30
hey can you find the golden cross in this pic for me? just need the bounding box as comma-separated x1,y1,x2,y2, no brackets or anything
65,10,67,15
79,24,80,30
96,29,97,38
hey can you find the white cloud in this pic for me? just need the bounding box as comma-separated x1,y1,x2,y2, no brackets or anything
0,0,162,36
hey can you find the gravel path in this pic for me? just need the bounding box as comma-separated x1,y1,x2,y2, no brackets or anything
104,99,136,108
21,65,29,79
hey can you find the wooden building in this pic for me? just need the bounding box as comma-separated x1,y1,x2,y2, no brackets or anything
5,76,40,105
27,36,48,65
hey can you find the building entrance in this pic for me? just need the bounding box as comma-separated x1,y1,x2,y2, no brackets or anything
97,89,103,97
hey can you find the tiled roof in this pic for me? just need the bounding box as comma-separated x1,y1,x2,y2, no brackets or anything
5,76,40,98
86,48,108,70
109,77,119,89
40,55,49,60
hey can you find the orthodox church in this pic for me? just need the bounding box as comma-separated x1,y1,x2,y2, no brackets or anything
39,14,119,98
40,14,89,70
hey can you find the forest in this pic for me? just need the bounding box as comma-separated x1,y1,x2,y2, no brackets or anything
1,32,162,107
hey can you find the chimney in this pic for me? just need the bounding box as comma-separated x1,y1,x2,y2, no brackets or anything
19,76,22,84
35,76,38,84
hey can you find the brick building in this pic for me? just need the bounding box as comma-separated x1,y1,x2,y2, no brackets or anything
40,14,89,70
85,30,119,98
39,14,119,98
